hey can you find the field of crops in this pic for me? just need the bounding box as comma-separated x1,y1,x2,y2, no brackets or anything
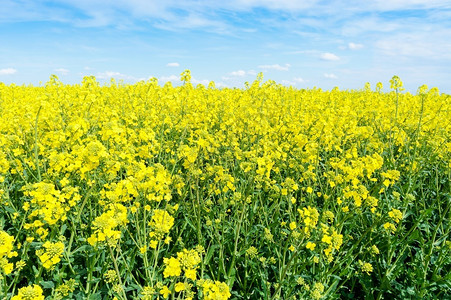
0,72,450,299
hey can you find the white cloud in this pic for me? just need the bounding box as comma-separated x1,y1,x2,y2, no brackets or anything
215,82,229,88
0,68,17,75
348,42,363,50
160,75,179,82
192,78,210,85
320,53,340,61
54,68,69,75
324,73,338,79
258,63,291,71
233,0,321,11
2,0,450,33
375,30,451,60
159,75,210,85
281,77,306,86
281,80,294,86
230,70,247,77
166,62,180,67
152,12,229,34
1,0,450,94
97,71,121,78
97,71,136,80
367,0,451,11
222,70,258,82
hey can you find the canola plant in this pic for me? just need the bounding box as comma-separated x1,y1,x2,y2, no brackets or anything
0,71,450,299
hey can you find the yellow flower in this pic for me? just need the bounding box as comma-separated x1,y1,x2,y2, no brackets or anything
322,235,332,244
388,209,403,223
310,282,325,300
140,286,155,300
184,268,197,280
163,257,181,278
0,230,15,258
54,279,77,297
383,222,397,233
370,245,380,255
306,242,316,250
246,246,258,258
178,248,201,268
0,258,13,274
149,240,158,249
358,260,373,274
160,285,171,298
200,280,231,300
296,277,305,285
149,209,174,237
104,269,118,283
175,282,185,292
12,284,45,300
37,241,64,269
88,204,128,246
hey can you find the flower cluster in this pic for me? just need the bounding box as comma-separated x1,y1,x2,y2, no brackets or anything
163,247,202,280
0,230,17,274
12,284,45,300
87,203,128,246
199,279,232,300
0,74,449,299
36,241,64,269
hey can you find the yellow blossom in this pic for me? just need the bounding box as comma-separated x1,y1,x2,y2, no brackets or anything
37,241,64,269
163,257,181,278
12,284,44,300
306,242,316,250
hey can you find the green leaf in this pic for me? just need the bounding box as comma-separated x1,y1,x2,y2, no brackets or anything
204,244,219,265
40,280,54,289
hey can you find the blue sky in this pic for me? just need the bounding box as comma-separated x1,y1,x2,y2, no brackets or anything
1,0,450,93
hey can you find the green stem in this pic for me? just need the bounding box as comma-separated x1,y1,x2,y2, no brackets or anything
107,241,128,300
226,201,247,286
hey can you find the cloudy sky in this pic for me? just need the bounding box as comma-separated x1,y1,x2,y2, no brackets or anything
1,0,450,92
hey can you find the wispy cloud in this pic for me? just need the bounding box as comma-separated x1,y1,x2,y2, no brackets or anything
0,68,17,75
324,73,337,79
166,62,180,67
348,42,363,50
222,69,258,82
281,77,306,86
375,29,451,60
54,68,69,75
258,64,291,71
366,0,451,11
97,71,122,79
215,82,229,88
232,0,321,11
96,71,137,80
320,53,340,61
192,78,210,85
229,70,247,77
0,0,450,92
160,75,179,82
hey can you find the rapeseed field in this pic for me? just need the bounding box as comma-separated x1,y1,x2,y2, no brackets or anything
0,71,450,299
